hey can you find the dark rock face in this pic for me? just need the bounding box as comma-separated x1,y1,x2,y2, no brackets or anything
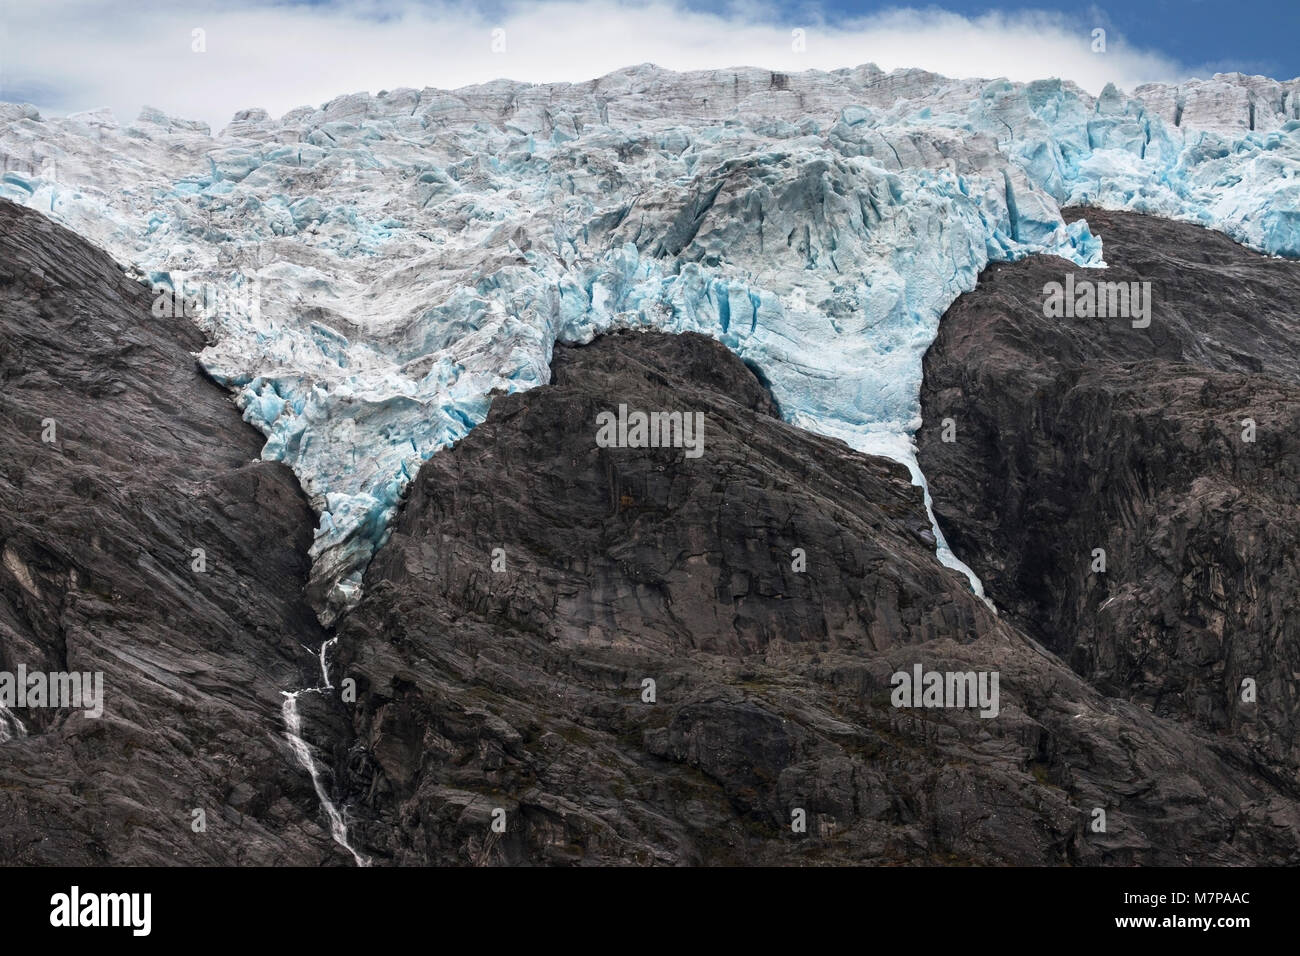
918,207,1300,779
335,328,1300,865
0,199,341,864
5,196,1299,868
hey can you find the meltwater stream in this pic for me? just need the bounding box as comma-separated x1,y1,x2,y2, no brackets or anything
280,637,370,867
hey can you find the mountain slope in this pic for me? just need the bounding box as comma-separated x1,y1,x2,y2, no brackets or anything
3,189,1298,867
0,199,341,864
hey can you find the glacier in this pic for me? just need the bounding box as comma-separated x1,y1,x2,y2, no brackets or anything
2,63,1299,623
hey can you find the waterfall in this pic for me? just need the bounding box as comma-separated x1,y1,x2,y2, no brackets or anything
280,638,369,867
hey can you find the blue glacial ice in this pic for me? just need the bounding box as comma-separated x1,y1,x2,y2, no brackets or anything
2,64,1298,621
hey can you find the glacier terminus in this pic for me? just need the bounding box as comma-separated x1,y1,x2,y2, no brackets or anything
3,63,1298,622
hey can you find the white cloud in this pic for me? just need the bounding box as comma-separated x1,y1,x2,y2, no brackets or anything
1,0,1195,132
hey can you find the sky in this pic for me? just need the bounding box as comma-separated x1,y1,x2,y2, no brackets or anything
1,0,1296,133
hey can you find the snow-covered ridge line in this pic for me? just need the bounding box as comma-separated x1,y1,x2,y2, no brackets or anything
2,63,1298,622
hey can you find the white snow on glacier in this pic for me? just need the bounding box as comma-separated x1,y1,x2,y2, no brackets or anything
2,64,1299,622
